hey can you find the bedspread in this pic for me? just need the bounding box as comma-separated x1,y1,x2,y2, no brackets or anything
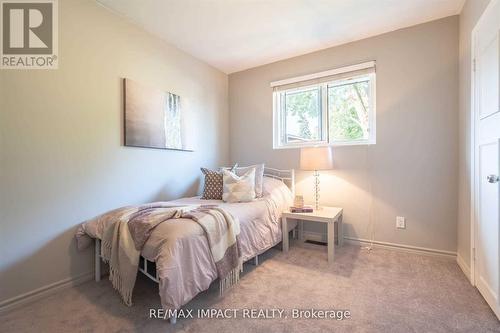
76,177,293,310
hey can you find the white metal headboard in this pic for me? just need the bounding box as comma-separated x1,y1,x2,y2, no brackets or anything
263,167,295,195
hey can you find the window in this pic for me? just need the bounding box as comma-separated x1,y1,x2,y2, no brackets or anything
272,62,376,148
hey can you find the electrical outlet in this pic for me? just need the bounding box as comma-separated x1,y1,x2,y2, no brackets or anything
396,216,406,229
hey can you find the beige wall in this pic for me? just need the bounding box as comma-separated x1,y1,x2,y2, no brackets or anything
229,16,459,253
456,0,491,271
0,0,228,303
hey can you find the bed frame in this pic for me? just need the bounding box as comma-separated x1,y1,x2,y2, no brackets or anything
94,167,294,323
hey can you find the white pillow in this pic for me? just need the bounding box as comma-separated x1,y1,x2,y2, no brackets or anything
233,164,265,198
222,168,256,203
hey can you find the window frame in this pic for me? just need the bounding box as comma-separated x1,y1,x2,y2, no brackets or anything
278,84,328,147
272,65,376,149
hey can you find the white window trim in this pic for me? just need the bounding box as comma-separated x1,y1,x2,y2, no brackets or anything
275,84,328,147
272,63,376,149
270,61,375,87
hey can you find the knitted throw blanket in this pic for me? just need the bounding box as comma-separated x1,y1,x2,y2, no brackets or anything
100,204,185,306
96,204,242,306
182,206,242,294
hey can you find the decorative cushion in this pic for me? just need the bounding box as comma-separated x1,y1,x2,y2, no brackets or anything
201,164,237,200
222,168,256,203
233,164,265,198
222,164,265,198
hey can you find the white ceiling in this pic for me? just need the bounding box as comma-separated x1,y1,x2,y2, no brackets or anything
97,0,464,74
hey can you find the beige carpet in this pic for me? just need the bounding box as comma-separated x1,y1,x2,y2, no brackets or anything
1,243,499,333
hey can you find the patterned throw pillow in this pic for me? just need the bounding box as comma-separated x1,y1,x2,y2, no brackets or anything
222,168,256,203
233,164,265,198
221,163,265,198
201,164,237,200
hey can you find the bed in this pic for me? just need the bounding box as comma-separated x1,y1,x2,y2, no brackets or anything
76,168,295,323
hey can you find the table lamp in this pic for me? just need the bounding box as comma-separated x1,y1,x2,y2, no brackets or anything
300,146,333,210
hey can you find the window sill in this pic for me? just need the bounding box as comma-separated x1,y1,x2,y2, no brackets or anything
273,140,376,150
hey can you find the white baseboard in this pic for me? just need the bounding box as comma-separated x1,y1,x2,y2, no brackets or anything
0,271,93,313
456,253,472,283
302,231,456,259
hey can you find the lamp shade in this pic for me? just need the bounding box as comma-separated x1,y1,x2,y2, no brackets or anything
300,146,333,171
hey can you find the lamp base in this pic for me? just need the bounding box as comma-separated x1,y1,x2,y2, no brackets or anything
314,170,321,211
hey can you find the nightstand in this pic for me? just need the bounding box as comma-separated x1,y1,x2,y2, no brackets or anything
282,207,343,263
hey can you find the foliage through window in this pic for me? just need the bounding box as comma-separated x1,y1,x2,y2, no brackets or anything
283,87,322,143
273,64,375,148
